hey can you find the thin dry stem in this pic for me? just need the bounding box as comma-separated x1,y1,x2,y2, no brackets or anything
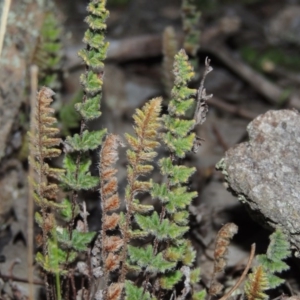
193,57,213,126
218,243,256,300
28,65,39,300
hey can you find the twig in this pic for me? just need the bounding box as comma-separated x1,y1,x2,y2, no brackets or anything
212,125,229,151
0,0,11,57
194,57,213,126
65,21,239,70
66,29,300,110
203,44,300,110
218,243,256,300
0,273,44,286
209,96,257,120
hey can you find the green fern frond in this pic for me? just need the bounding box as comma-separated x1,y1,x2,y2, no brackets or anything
160,270,183,290
181,0,201,69
257,229,291,289
265,229,291,263
125,281,156,300
32,11,63,91
192,290,207,300
162,26,178,98
128,245,175,274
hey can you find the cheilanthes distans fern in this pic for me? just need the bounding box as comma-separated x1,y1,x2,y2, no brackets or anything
57,0,109,297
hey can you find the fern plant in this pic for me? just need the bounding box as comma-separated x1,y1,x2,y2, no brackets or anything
245,229,291,300
28,0,214,299
29,87,65,299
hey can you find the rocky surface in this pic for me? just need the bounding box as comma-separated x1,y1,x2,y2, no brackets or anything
217,109,300,253
0,0,45,161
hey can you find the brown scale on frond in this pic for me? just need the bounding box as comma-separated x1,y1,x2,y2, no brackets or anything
105,253,120,272
107,283,123,300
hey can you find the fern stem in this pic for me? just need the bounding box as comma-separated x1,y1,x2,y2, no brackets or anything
119,159,140,284
28,65,39,300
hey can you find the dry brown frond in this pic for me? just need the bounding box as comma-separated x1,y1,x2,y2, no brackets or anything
209,223,238,296
99,134,123,293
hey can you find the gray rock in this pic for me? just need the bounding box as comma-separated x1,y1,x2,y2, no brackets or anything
217,109,300,252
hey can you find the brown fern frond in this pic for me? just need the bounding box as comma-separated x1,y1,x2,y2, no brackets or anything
29,86,62,212
245,266,269,300
209,223,238,296
28,87,63,299
119,97,162,284
99,134,123,293
214,223,238,272
162,26,178,98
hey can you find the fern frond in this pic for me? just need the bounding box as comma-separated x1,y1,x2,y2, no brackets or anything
208,223,238,296
124,281,154,300
162,26,178,98
257,229,291,289
144,50,205,295
181,0,201,69
245,266,269,300
99,134,123,292
32,11,63,91
119,97,162,284
29,87,64,299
